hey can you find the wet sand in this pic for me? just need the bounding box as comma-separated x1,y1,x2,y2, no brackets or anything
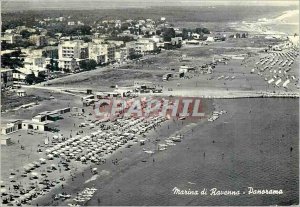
32,98,298,206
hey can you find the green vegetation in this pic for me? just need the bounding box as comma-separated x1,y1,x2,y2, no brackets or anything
1,50,24,69
1,41,35,50
79,59,97,71
45,59,59,71
25,72,47,85
163,28,175,41
129,53,143,60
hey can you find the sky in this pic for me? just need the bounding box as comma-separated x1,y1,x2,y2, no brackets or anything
1,0,299,11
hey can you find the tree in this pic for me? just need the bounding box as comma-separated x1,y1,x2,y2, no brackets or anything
107,36,134,43
79,60,97,71
20,30,31,39
194,28,202,34
1,50,24,68
156,30,162,36
182,28,192,40
129,53,142,60
202,28,210,34
163,28,175,42
129,28,135,34
121,23,129,31
82,36,91,43
25,74,36,85
46,64,52,70
36,72,47,83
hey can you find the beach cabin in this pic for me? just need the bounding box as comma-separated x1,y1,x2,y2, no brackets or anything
32,115,47,123
22,120,51,131
16,90,26,97
1,120,22,135
46,112,61,121
1,137,12,145
105,92,121,98
179,65,195,73
114,88,132,97
72,107,85,113
83,98,95,106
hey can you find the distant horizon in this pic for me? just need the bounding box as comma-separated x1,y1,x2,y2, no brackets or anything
1,0,299,12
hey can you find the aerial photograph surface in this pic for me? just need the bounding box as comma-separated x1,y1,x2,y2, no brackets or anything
0,0,299,206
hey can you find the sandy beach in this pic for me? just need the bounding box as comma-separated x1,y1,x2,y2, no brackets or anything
27,97,299,206
1,4,299,206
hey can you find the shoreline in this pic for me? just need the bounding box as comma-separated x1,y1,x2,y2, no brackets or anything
229,9,299,35
30,97,298,206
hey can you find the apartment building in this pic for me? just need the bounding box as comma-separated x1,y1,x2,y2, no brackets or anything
58,40,88,71
1,34,22,44
1,68,14,89
134,38,157,55
88,43,107,64
29,35,47,47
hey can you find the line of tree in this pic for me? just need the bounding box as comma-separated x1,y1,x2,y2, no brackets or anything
25,72,47,85
1,50,24,69
79,59,97,71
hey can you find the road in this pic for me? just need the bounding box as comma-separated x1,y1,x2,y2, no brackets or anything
22,84,299,99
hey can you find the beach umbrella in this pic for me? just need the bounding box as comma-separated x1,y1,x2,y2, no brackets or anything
45,149,52,153
23,165,31,172
1,188,7,195
39,158,46,164
47,154,54,160
31,172,39,179
33,162,40,167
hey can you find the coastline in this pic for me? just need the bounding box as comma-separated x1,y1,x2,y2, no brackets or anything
229,9,299,35
31,98,299,206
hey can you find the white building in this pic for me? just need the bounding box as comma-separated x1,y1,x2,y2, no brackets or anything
13,67,48,83
29,35,47,46
24,56,45,68
134,38,157,55
88,43,107,64
104,43,116,63
68,21,75,26
206,36,215,42
58,40,88,71
1,34,22,44
115,47,128,63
